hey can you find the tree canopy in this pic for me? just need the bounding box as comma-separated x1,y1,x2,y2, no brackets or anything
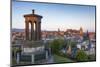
76,50,88,62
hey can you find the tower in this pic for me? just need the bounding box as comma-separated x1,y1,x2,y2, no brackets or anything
24,10,42,41
21,10,46,64
79,27,83,36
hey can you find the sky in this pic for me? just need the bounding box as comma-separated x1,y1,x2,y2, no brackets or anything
12,1,96,32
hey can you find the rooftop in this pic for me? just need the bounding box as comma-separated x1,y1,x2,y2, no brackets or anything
24,10,42,18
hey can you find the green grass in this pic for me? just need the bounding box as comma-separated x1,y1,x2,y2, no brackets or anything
53,54,74,63
12,58,17,65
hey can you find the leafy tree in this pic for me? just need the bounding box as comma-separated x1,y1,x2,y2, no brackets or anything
76,50,88,62
12,47,21,57
50,39,64,54
70,41,77,48
66,39,77,48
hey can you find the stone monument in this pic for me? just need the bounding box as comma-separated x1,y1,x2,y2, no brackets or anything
20,10,46,64
24,10,42,41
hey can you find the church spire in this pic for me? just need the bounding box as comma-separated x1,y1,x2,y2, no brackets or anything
79,27,83,36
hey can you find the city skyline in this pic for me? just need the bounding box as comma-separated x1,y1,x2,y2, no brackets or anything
12,1,96,32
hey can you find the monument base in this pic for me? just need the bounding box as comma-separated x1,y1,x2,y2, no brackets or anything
18,40,46,64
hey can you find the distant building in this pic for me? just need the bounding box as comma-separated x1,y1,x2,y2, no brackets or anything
79,27,83,37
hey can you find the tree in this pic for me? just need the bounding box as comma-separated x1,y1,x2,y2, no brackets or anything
12,47,21,58
76,50,88,62
66,39,77,48
50,39,64,54
70,41,77,48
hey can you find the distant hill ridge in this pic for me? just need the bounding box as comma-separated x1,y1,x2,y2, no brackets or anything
11,28,58,32
12,28,25,32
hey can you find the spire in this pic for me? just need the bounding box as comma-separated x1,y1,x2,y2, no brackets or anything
58,28,60,32
86,30,89,39
79,27,83,36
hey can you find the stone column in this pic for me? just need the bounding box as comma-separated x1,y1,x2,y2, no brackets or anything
39,22,41,40
37,22,39,40
25,21,29,40
33,22,35,40
31,54,34,64
35,22,37,40
16,53,20,64
46,51,48,59
35,21,39,40
31,22,34,40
